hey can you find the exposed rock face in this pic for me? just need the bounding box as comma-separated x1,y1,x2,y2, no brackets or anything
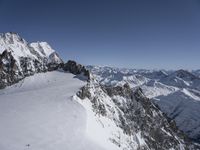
76,76,199,150
63,60,90,79
0,50,19,88
88,66,200,143
0,32,63,88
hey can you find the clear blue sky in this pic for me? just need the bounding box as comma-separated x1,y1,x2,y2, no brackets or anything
0,0,200,69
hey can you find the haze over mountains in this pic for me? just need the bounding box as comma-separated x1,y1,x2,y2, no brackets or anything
0,33,199,150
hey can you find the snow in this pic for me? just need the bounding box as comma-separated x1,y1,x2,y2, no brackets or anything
153,90,200,139
0,33,36,65
74,96,121,150
161,127,172,137
48,52,63,64
135,132,146,146
0,33,62,69
0,71,104,150
38,42,55,56
73,78,149,150
87,66,200,142
29,42,55,57
182,88,200,101
141,81,177,99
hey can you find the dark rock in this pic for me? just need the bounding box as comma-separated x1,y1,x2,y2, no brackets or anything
0,49,62,89
77,85,91,99
63,60,90,79
0,50,20,88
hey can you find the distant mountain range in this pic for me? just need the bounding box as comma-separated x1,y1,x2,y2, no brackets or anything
87,65,200,143
0,32,199,150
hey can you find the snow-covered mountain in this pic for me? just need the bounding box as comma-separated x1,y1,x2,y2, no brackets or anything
0,70,197,150
0,33,199,149
192,70,200,77
0,32,63,88
153,89,200,143
159,69,200,90
88,66,200,144
75,75,198,149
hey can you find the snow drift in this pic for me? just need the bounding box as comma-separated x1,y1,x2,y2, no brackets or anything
0,71,104,150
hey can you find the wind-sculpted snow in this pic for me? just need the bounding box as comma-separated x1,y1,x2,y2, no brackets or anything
0,71,104,150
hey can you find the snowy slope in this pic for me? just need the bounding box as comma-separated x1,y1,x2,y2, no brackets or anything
153,89,200,142
0,64,199,149
141,80,178,98
29,42,62,64
0,71,104,150
159,69,200,89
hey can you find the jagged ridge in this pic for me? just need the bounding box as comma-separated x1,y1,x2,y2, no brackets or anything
0,32,63,88
76,74,199,150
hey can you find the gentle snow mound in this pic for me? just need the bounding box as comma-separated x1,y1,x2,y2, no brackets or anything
0,71,104,150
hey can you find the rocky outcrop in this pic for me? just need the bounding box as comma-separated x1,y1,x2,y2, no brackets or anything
0,50,19,88
77,78,199,150
63,60,90,79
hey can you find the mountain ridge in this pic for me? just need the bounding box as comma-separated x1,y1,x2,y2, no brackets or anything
0,33,199,149
87,65,200,144
0,32,63,88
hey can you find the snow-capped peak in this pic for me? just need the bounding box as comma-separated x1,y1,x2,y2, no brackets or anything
0,32,63,63
0,32,61,61
0,32,63,88
0,32,27,45
173,69,198,81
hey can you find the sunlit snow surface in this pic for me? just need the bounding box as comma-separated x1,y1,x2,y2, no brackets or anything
0,71,104,150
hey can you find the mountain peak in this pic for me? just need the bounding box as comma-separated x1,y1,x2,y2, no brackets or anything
0,32,26,43
0,32,63,88
173,69,198,80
